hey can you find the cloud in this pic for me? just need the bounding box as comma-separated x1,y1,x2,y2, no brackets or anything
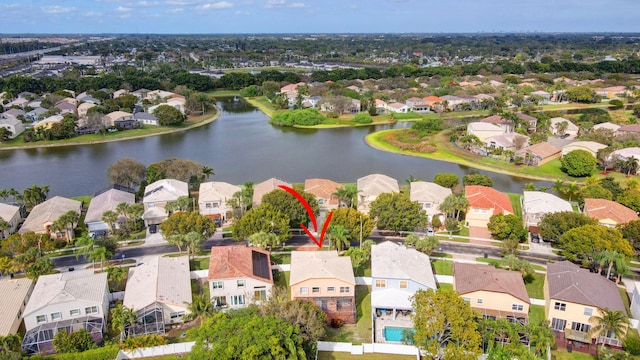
115,6,133,12
166,7,184,13
290,2,306,8
196,1,234,10
42,6,76,14
265,0,286,8
83,11,103,18
164,0,194,5
135,1,161,6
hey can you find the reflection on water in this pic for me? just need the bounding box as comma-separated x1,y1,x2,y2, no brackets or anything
0,97,550,197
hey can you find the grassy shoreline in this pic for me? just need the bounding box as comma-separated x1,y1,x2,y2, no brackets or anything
0,107,221,151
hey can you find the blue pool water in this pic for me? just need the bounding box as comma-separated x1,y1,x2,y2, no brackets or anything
383,326,413,342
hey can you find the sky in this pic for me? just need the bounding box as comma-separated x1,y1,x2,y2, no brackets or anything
0,0,639,34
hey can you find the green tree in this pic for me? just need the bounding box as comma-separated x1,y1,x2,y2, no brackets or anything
332,184,360,208
410,288,482,360
617,190,640,212
327,224,351,251
566,86,599,103
561,150,597,177
445,218,460,239
619,219,640,252
153,104,187,125
261,189,319,229
110,304,137,343
22,184,49,208
558,225,633,262
527,321,555,358
122,334,168,352
463,174,494,187
106,266,128,292
434,173,460,189
328,207,374,242
487,213,527,241
580,184,613,201
52,329,96,353
538,211,597,242
107,158,146,189
101,210,118,234
159,211,215,258
190,308,306,359
0,333,21,357
232,204,291,243
343,246,367,268
54,210,80,243
369,192,427,232
589,309,631,352
403,233,420,248
248,231,281,252
184,293,216,326
415,236,439,255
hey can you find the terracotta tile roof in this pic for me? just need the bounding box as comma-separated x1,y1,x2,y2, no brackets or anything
519,142,561,159
618,124,640,133
480,115,512,125
304,178,342,206
252,178,292,206
465,185,513,214
453,263,529,304
208,246,273,284
423,96,443,104
546,261,625,312
584,198,638,225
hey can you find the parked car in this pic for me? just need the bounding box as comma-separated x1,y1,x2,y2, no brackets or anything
530,233,540,243
149,224,158,234
560,133,570,139
427,227,434,236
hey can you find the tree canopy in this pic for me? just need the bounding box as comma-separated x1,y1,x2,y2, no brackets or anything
261,189,319,229
107,158,146,189
159,211,215,258
487,213,527,241
153,104,187,125
433,173,460,189
369,192,427,232
561,150,597,177
232,203,291,243
328,207,374,241
538,211,598,242
558,224,633,262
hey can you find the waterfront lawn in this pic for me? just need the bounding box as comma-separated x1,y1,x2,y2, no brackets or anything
317,353,415,360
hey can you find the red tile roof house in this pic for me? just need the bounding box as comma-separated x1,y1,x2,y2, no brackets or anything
583,198,638,228
615,124,640,137
465,185,514,228
453,263,530,325
304,178,342,211
208,246,273,309
515,142,562,166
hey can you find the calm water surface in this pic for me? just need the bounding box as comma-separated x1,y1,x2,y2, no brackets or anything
0,97,549,197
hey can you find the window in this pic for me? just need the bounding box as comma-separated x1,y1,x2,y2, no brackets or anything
483,315,497,320
211,281,223,289
423,203,432,209
327,287,335,292
477,299,484,304
340,287,350,294
551,318,567,331
254,287,267,301
315,300,328,311
205,203,212,209
318,199,325,205
69,309,80,316
512,304,524,312
85,306,99,315
337,299,351,310
375,280,386,288
571,322,591,333
584,308,593,316
237,280,245,287
554,302,566,311
230,295,245,306
36,315,47,323
170,311,186,319
50,312,62,321
300,287,308,295
212,296,227,307
312,287,320,294
462,297,471,303
400,281,408,289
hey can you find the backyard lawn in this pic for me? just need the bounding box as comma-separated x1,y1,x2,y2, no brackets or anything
323,285,372,344
317,352,415,360
529,305,545,326
552,348,596,360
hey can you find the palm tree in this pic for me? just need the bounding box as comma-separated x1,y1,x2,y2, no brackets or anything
110,304,137,343
501,254,520,271
8,188,21,204
201,166,215,180
0,333,22,354
184,293,216,326
592,250,611,274
126,203,144,230
57,210,80,242
116,202,130,218
0,219,10,239
565,182,580,201
328,224,351,252
624,156,639,176
527,321,555,357
589,309,630,352
551,180,565,196
405,175,422,185
333,184,360,208
0,189,8,202
102,210,119,234
106,266,128,292
90,246,111,271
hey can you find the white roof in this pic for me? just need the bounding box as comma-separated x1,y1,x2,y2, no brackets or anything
124,256,192,310
199,182,240,203
371,241,437,289
484,132,529,148
371,288,413,310
0,277,33,336
563,141,607,155
23,270,107,317
593,122,621,132
523,191,573,215
0,202,20,222
612,147,640,160
290,251,355,286
550,117,579,132
85,189,135,224
410,182,451,203
467,122,503,131
357,174,399,197
19,196,82,233
143,179,188,204
0,117,20,126
38,114,64,124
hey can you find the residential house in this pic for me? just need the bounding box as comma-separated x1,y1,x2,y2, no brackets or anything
371,241,436,325
123,256,192,336
454,263,530,325
198,181,240,224
545,261,627,349
290,251,356,324
113,89,129,98
516,142,562,166
386,102,409,113
489,80,504,87
25,107,47,122
133,111,159,126
34,114,64,130
141,179,189,227
77,102,96,118
594,86,629,99
19,196,82,239
208,246,273,309
0,277,33,336
405,97,430,112
54,101,77,116
465,185,514,228
84,188,135,236
593,122,621,133
440,95,465,110
5,97,28,109
616,124,640,137
0,202,23,239
104,111,137,129
456,94,481,109
423,95,444,112
630,282,640,321
146,90,176,102
562,141,607,158
76,96,101,105
466,122,504,142
21,270,109,354
522,191,573,232
485,133,530,151
516,112,538,132
357,174,399,214
304,178,342,211
530,90,551,104
480,115,514,133
252,178,292,207
0,117,25,138
319,97,361,114
280,82,306,101
2,108,25,119
608,147,640,163
131,88,151,100
409,181,452,222
583,198,638,228
550,117,579,138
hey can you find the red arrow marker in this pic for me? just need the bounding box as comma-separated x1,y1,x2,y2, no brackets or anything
278,185,333,248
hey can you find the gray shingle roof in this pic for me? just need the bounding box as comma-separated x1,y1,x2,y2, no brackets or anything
371,241,436,289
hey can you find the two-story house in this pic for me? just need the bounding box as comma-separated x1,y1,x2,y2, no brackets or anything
141,179,188,227
454,263,530,325
545,261,627,350
208,246,273,309
252,178,292,207
304,178,342,211
19,196,82,240
583,198,638,228
409,181,451,223
22,270,109,354
465,185,514,229
0,277,34,337
357,174,399,214
198,181,241,224
290,251,356,324
0,202,23,239
466,122,504,142
522,191,573,232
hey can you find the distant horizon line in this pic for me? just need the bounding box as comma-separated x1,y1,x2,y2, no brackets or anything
2,31,640,36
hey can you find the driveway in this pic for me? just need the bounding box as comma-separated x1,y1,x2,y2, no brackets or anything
144,232,168,246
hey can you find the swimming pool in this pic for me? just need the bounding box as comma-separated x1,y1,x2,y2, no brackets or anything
383,326,413,342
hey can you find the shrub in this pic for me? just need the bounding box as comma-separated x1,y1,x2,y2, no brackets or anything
269,108,325,127
330,318,345,328
353,113,373,124
561,149,597,177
